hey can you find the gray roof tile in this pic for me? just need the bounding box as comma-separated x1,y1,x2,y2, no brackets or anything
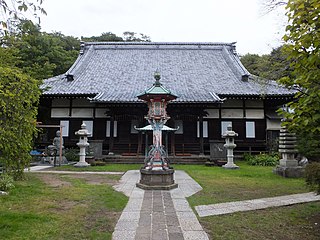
41,42,293,102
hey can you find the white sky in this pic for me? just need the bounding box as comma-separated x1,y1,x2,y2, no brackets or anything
40,0,287,55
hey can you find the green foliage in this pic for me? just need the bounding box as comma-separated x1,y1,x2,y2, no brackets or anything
0,173,15,192
279,0,320,161
240,45,293,81
82,31,151,42
305,162,320,194
0,66,41,179
296,133,320,161
244,153,280,166
3,20,80,80
122,31,151,42
64,148,79,162
82,32,123,42
0,0,46,32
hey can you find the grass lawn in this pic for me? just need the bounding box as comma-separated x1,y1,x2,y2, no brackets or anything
174,162,309,205
200,202,320,240
1,162,319,239
0,173,128,240
174,162,320,240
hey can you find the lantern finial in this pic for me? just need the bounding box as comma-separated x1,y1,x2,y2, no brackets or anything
154,71,161,86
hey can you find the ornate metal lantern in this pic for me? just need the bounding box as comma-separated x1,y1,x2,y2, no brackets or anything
137,72,177,170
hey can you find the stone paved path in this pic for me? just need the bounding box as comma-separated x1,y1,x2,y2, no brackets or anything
135,190,184,240
27,166,320,239
112,170,209,240
195,192,320,217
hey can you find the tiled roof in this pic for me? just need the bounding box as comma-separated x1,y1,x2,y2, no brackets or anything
41,42,293,103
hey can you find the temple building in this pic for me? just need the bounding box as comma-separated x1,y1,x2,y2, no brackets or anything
38,42,293,162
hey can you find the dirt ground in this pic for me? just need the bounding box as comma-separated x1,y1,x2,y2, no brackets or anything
35,173,119,187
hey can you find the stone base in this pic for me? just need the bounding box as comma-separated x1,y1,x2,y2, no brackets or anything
273,165,305,178
279,159,298,167
43,156,68,165
136,169,178,190
74,161,90,167
222,163,239,169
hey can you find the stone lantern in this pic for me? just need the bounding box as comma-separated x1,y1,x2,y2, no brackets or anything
74,123,90,167
274,124,304,177
222,125,239,169
136,72,178,190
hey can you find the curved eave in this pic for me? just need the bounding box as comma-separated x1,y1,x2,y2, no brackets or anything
90,99,223,104
41,93,97,98
218,93,295,100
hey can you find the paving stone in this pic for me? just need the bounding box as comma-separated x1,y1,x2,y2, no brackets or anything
166,215,179,226
176,211,198,219
134,233,150,240
119,212,140,221
113,230,136,240
182,231,210,240
172,199,191,212
167,225,183,233
114,220,139,231
179,218,204,231
152,229,168,240
169,232,184,240
136,226,151,234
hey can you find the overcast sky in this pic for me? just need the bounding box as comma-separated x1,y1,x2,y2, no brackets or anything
40,0,287,55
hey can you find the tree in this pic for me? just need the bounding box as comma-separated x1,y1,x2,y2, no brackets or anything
240,46,293,81
0,49,41,179
82,31,151,42
260,0,287,14
4,20,79,79
279,0,320,160
0,1,45,179
82,32,123,42
0,0,46,33
123,31,151,42
240,53,270,78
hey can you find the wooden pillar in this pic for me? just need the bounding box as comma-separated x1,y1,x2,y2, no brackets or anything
170,131,175,156
199,115,204,155
137,132,142,155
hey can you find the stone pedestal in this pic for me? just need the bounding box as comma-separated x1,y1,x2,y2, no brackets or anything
74,144,90,167
90,140,103,158
136,169,178,190
274,125,304,178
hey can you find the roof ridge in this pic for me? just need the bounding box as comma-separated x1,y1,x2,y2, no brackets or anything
82,41,236,46
66,44,94,76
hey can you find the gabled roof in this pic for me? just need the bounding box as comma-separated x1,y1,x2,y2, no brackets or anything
41,42,293,103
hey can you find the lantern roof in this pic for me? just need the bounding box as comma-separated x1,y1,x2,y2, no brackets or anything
137,72,178,101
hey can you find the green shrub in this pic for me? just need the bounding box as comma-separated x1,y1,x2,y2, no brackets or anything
0,173,15,192
245,153,280,166
64,148,79,162
305,162,320,194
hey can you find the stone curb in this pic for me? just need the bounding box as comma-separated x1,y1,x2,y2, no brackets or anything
195,192,320,217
